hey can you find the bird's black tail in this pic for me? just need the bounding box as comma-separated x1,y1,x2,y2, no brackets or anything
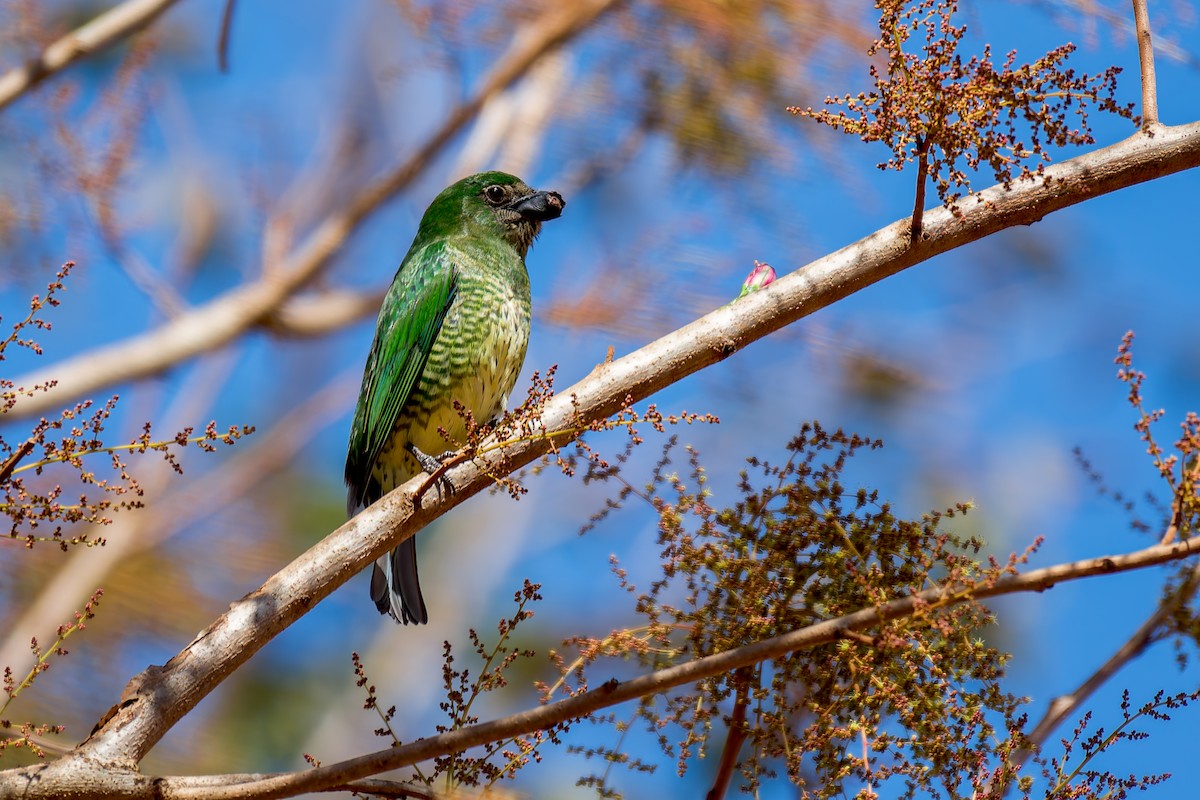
370,537,429,625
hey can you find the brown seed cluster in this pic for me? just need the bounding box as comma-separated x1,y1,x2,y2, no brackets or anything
791,0,1137,235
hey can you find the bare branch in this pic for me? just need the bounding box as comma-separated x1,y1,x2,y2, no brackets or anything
1131,0,1159,126
42,121,1198,783
453,49,571,178
0,439,35,485
4,0,623,422
1002,560,1200,790
218,0,237,73
706,670,751,800
262,289,386,337
146,773,435,798
911,135,930,240
150,537,1200,799
0,0,182,112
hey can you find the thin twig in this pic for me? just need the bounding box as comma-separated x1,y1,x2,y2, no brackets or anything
0,727,71,757
0,439,35,485
1131,0,1159,126
706,669,751,800
911,135,930,241
997,559,1200,796
217,0,237,73
0,0,182,112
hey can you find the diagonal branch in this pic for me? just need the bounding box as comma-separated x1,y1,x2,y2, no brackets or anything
263,289,386,337
4,0,623,422
151,537,1200,799
0,0,182,112
1,121,1196,798
55,120,1200,771
1000,559,1200,792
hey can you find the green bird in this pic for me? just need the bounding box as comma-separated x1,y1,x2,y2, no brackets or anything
345,171,565,624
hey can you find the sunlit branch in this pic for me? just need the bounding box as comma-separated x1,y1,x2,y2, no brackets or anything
997,559,1200,796
1131,0,1159,126
45,120,1200,784
3,0,624,422
0,0,182,112
262,289,386,338
159,535,1200,800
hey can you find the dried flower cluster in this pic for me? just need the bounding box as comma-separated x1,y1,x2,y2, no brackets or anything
791,0,1137,235
415,365,718,503
432,580,562,788
0,266,251,760
0,264,254,547
0,589,102,759
561,422,1033,797
347,581,568,795
1110,333,1200,663
1036,689,1197,800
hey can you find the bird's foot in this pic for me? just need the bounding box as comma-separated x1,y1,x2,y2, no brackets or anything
408,444,457,497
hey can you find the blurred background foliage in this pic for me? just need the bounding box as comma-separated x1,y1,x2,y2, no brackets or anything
0,0,1198,796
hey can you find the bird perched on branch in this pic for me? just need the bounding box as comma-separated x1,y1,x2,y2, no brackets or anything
345,171,565,624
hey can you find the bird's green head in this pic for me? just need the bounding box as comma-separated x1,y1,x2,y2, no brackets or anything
416,171,565,257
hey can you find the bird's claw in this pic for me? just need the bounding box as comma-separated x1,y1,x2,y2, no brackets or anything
408,444,457,495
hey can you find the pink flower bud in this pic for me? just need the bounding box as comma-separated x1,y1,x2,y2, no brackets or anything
739,261,776,298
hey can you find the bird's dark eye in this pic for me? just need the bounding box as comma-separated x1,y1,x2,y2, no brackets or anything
483,185,507,204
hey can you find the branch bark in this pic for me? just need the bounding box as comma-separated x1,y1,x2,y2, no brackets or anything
3,121,1198,798
1131,0,1159,126
4,0,623,422
262,289,386,337
179,535,1200,800
0,0,182,112
1001,559,1200,791
32,532,1200,800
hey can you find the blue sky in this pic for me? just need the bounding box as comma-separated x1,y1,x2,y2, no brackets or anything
2,0,1199,796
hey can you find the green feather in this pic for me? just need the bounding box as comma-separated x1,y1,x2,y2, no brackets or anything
345,243,458,509
345,171,564,625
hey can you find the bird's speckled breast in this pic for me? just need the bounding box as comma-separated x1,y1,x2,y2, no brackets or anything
371,265,531,489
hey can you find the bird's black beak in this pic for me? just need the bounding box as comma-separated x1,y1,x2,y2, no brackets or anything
510,190,565,221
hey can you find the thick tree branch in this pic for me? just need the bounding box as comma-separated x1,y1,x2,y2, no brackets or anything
4,0,622,422
262,289,386,337
2,121,1197,798
78,536,1200,799
83,121,1200,760
0,0,182,112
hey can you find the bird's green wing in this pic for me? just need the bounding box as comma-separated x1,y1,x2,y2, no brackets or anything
345,241,458,509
